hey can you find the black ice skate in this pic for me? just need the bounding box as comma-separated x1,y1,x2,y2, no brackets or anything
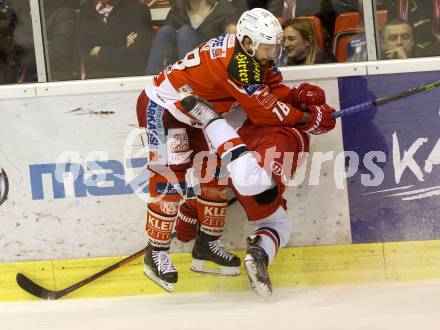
143,244,178,292
244,235,272,299
190,231,241,276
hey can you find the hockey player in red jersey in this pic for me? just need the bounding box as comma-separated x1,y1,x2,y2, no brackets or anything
178,92,335,298
136,7,336,294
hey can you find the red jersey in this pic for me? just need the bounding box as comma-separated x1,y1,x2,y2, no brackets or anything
144,33,305,127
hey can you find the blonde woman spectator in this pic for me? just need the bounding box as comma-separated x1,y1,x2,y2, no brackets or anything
278,18,335,66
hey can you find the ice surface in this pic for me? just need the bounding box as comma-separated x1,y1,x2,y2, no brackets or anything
2,280,440,330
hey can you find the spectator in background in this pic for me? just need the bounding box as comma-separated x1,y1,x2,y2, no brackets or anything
278,18,335,66
294,0,337,38
381,19,415,59
0,0,19,84
246,0,283,17
9,0,37,82
294,0,386,48
146,0,240,75
387,0,439,50
282,0,295,23
76,0,153,79
42,1,78,81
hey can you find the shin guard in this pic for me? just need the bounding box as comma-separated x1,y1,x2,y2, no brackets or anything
146,201,179,248
196,185,227,237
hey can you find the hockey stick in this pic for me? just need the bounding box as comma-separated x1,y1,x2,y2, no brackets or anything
332,79,440,119
16,248,145,300
16,194,238,300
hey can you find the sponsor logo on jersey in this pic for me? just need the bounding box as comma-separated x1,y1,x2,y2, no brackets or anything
270,161,290,185
228,49,263,85
0,167,9,206
256,86,276,109
177,84,193,97
243,84,263,96
271,160,283,176
227,34,235,48
209,35,228,59
235,53,250,83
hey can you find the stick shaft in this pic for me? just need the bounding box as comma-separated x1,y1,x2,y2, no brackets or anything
333,79,440,119
58,248,145,297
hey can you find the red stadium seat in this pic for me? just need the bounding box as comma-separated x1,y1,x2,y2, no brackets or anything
332,10,388,62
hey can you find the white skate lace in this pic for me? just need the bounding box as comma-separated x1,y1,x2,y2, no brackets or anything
209,240,234,261
152,250,176,275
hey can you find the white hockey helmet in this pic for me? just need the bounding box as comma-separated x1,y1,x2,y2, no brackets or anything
236,8,283,56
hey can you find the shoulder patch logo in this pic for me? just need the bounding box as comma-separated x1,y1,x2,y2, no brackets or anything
209,34,228,59
243,84,263,96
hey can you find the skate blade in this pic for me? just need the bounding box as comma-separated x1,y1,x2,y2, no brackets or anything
143,265,174,292
190,259,241,276
244,256,272,300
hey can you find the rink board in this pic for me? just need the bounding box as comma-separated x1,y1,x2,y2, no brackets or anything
1,70,440,300
2,240,440,301
340,72,440,243
0,78,350,262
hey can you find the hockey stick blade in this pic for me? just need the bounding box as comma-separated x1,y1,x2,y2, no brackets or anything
16,273,61,300
16,248,145,300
